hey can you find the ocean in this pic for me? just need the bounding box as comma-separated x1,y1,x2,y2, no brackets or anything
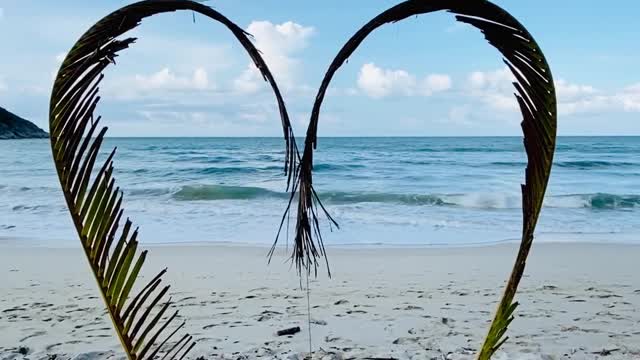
1,137,639,247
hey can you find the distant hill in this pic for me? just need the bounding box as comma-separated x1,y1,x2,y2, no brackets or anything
0,107,48,139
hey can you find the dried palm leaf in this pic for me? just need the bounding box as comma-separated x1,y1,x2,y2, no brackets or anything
49,1,296,359
280,0,557,357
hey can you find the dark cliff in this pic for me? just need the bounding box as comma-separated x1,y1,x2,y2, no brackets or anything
0,107,48,139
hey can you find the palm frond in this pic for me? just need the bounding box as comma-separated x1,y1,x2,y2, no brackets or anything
285,0,557,356
49,1,296,359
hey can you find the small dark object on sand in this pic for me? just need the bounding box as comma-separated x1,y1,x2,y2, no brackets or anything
592,348,620,356
277,326,301,336
17,346,29,355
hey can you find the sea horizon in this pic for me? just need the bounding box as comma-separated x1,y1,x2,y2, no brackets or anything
30,134,640,139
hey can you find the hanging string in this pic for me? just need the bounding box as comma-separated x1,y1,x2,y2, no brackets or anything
286,202,290,252
306,270,313,358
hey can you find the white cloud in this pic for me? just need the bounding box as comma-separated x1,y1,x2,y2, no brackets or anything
618,83,640,111
234,21,314,94
555,79,596,101
105,67,211,100
554,79,640,115
129,36,233,74
468,68,513,89
422,74,452,96
120,108,282,137
466,67,640,116
233,69,262,94
238,111,268,123
467,67,518,111
357,63,451,98
135,67,209,91
357,63,415,98
555,83,604,116
0,8,4,19
468,69,603,114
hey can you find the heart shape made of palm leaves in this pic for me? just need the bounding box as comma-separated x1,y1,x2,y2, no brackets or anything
48,1,556,359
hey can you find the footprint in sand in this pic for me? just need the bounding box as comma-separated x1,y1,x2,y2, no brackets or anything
392,337,420,345
346,310,367,315
324,335,343,343
2,306,26,313
249,287,268,292
176,296,197,303
591,294,622,299
257,310,283,322
365,294,385,299
19,330,46,342
45,343,63,351
393,305,423,311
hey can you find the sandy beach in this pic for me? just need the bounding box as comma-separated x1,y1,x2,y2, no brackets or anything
1,241,639,359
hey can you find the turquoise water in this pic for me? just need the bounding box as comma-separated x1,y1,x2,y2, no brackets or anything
1,137,639,246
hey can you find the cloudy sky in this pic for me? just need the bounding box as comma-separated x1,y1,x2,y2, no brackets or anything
0,0,639,136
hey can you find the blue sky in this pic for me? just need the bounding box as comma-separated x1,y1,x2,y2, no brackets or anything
1,0,639,136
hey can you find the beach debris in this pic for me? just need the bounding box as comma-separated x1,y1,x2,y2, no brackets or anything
592,348,620,356
325,336,341,343
321,354,343,360
458,347,475,355
277,326,301,336
257,310,283,322
334,299,349,305
70,352,113,360
325,354,344,360
392,337,420,345
561,325,580,332
441,317,455,327
17,346,29,355
311,319,328,326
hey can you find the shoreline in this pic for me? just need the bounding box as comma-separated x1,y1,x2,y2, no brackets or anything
2,233,640,250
